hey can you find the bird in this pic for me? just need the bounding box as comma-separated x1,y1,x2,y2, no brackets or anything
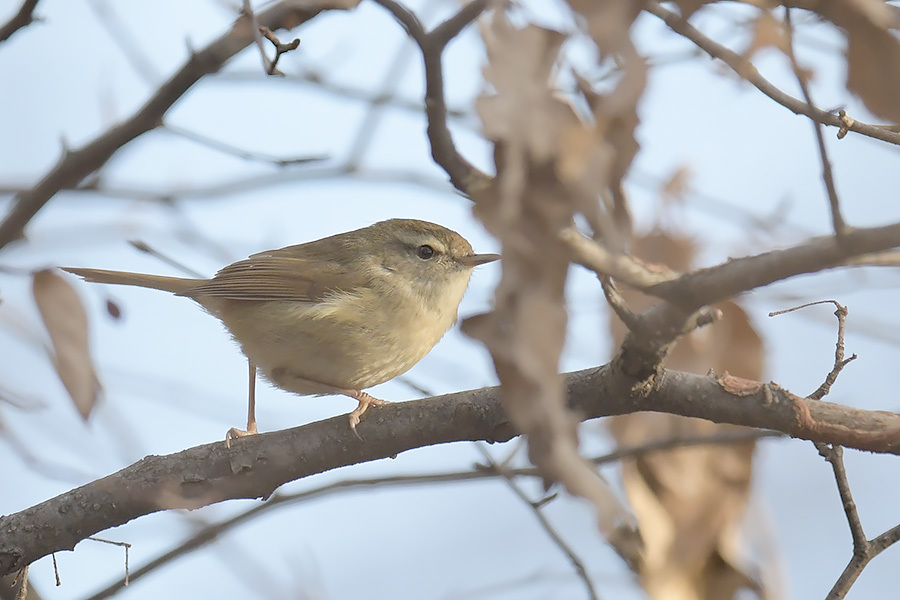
63,219,499,445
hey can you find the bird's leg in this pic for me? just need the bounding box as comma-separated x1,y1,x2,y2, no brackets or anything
226,360,259,447
267,368,389,439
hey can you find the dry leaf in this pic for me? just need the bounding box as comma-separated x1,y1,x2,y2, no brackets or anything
608,232,766,599
744,13,790,61
473,13,643,565
566,0,643,54
477,21,574,164
33,269,101,420
805,0,900,123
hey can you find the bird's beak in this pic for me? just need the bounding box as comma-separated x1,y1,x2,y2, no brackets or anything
459,253,501,267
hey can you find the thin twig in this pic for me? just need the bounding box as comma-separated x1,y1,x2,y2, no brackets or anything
371,0,491,194
475,445,600,600
561,226,679,289
0,2,329,250
344,0,444,168
258,25,300,75
771,299,900,600
127,240,206,278
214,67,474,120
86,0,161,84
783,9,847,236
88,537,131,586
600,276,640,331
769,300,858,400
241,0,275,75
644,2,900,146
162,122,326,167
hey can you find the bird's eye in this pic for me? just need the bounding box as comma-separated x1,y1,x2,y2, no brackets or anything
416,244,436,260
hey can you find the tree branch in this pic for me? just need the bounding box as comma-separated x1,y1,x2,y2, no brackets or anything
84,429,777,600
0,1,341,251
784,9,847,236
372,0,491,195
644,2,900,146
2,365,898,576
0,0,40,44
645,221,900,309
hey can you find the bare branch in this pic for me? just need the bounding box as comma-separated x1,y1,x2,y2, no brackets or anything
241,0,276,75
477,446,601,600
372,0,491,194
772,299,900,599
560,226,678,289
86,0,161,84
769,300,857,400
258,25,300,75
645,221,900,310
0,0,40,44
0,1,342,251
161,122,326,167
2,365,898,577
644,2,900,146
84,429,778,600
784,9,847,236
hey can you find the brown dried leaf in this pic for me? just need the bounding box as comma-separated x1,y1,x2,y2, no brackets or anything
611,414,760,600
744,13,790,60
608,232,765,599
33,269,101,419
477,20,573,163
473,13,642,564
566,0,643,54
805,0,900,123
845,20,900,123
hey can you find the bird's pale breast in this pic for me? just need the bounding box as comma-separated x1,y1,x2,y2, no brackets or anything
212,285,458,394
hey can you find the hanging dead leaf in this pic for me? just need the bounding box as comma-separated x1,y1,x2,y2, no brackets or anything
804,0,900,123
845,21,900,123
608,231,767,599
565,0,643,54
473,13,644,565
744,13,790,61
32,269,101,420
477,20,574,164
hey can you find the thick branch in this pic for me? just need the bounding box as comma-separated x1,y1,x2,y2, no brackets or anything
646,221,900,309
0,2,332,250
2,365,898,576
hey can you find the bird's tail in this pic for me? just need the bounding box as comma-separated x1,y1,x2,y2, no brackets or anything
61,267,203,296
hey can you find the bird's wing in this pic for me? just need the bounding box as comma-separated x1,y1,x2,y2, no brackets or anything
184,254,364,302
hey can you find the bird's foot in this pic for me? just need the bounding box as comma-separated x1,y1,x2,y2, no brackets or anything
225,422,258,448
348,391,390,440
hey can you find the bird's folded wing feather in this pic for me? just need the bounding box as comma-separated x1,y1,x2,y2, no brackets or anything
184,254,365,302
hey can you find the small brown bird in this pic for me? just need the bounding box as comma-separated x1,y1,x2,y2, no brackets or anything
64,219,499,445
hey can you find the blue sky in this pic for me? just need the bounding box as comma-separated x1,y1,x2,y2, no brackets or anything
1,0,899,598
